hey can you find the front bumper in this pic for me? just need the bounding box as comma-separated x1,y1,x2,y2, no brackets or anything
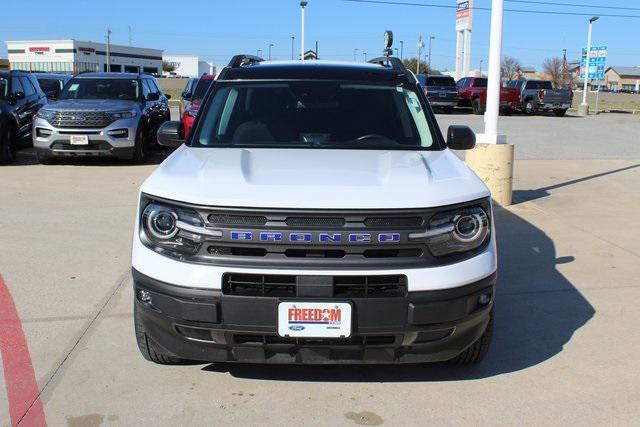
133,268,496,364
32,116,139,158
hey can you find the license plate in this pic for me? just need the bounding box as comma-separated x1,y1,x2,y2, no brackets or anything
278,302,352,338
439,92,447,98
69,135,89,145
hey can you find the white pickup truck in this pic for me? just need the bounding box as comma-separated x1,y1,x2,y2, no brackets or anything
131,55,497,366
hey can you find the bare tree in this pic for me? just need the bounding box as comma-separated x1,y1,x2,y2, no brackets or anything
542,57,566,88
402,57,434,75
501,56,521,81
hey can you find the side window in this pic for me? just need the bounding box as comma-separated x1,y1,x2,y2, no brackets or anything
29,75,44,95
19,76,36,96
11,77,25,95
149,79,161,95
142,79,152,99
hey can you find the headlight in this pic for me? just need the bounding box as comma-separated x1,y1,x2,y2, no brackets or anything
36,109,56,120
410,205,490,257
140,201,222,259
109,110,137,120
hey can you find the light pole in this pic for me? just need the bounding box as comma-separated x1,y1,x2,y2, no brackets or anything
291,36,295,60
468,0,515,207
105,29,112,72
427,35,434,72
416,36,424,74
580,16,599,115
363,52,367,62
354,48,359,62
268,43,274,60
257,49,263,58
479,59,483,76
300,1,308,60
400,40,403,60
394,48,399,57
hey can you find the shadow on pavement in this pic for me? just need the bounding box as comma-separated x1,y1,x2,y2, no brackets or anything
201,207,595,381
514,163,640,203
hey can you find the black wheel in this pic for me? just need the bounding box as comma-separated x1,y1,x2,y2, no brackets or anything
134,304,182,364
553,108,567,117
502,108,513,116
443,106,454,114
524,99,537,115
131,124,147,164
472,99,484,115
449,309,493,365
0,124,17,164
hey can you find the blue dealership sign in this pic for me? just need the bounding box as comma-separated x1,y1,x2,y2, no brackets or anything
580,45,607,79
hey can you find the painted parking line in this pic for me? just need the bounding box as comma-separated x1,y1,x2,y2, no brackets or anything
0,275,47,426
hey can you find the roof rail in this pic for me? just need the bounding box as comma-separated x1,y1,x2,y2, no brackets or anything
228,54,265,68
368,56,406,72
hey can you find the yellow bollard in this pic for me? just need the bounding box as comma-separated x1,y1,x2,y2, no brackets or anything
465,143,515,206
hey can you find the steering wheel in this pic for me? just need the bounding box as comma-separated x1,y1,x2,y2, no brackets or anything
355,134,388,142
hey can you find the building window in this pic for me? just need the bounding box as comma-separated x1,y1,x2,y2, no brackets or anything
124,65,140,73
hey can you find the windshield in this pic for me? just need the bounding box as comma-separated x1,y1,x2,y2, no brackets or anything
37,78,62,94
472,78,487,88
195,82,436,150
191,78,214,103
0,77,7,99
426,76,456,87
59,78,140,101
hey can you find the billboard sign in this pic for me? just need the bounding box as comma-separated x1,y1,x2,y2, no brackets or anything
456,0,474,31
580,45,607,79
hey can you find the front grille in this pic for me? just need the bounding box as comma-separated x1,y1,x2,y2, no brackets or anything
51,142,112,151
233,334,396,346
49,111,115,128
285,217,346,227
222,273,407,298
207,214,267,226
364,217,423,228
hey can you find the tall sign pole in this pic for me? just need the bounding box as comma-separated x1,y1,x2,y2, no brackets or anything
466,0,514,206
455,0,473,79
579,16,599,116
300,1,308,60
106,29,112,72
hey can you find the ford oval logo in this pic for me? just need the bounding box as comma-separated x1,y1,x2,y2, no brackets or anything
71,114,86,122
289,325,305,331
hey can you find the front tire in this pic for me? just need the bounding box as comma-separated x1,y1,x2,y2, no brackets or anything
472,98,484,115
524,99,537,115
449,309,493,365
134,304,182,364
0,124,17,164
131,125,147,164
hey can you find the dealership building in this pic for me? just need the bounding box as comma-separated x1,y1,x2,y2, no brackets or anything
162,54,215,77
5,39,163,74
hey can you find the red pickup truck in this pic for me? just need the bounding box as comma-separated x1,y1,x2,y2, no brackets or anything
457,77,520,115
181,73,215,137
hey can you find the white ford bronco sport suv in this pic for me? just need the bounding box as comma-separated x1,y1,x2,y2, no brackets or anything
131,55,496,365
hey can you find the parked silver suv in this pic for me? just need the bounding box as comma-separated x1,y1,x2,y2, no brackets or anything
33,72,170,163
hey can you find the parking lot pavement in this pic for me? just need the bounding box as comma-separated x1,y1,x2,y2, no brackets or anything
1,114,639,425
436,111,640,160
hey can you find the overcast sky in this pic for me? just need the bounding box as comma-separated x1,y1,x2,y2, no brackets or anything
1,0,637,71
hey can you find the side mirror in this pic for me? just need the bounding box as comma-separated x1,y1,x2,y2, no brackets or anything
165,94,171,100
446,125,476,150
146,92,160,101
181,91,191,100
157,121,184,148
45,91,58,100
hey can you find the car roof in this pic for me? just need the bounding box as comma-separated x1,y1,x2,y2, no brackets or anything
35,73,71,79
72,72,149,79
221,60,406,83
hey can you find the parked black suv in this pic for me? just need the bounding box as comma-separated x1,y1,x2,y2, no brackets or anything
0,70,48,163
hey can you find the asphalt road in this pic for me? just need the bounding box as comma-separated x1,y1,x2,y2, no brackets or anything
1,113,639,426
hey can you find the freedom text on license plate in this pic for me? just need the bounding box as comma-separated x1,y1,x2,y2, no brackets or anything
278,302,352,338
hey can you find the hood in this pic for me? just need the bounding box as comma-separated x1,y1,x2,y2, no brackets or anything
141,146,490,209
44,99,138,112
